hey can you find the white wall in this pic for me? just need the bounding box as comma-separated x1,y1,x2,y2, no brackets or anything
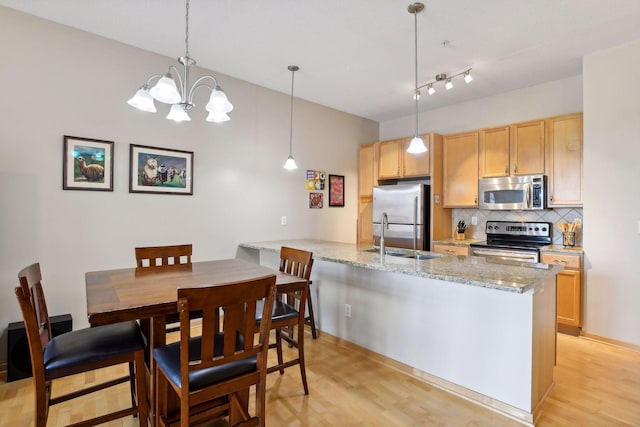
0,7,378,362
583,40,640,345
380,75,582,139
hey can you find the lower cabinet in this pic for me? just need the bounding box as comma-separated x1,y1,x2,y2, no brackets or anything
541,251,583,335
433,243,469,256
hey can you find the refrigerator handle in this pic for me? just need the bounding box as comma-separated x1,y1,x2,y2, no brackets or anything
413,196,418,251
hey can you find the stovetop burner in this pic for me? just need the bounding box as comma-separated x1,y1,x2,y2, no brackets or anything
470,220,553,250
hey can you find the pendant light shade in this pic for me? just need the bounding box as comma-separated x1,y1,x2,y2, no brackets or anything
150,74,182,104
127,85,157,112
166,104,191,122
284,65,299,170
407,3,427,154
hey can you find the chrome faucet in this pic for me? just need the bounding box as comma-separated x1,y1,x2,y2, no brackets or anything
379,212,389,256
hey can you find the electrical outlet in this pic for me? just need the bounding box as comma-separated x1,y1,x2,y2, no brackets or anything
344,304,351,318
281,216,287,225
471,216,478,225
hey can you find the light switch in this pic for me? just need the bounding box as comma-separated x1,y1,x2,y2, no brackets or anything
281,216,287,226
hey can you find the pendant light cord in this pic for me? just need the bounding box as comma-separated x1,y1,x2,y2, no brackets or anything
413,9,419,138
185,0,190,58
289,68,295,156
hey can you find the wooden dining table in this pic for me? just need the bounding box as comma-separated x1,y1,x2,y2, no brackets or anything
85,257,307,423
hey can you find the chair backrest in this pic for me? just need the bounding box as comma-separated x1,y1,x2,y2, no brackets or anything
279,246,313,281
177,274,277,391
15,263,51,376
135,244,192,270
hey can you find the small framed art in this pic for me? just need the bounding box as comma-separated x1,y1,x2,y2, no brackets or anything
328,174,345,207
63,135,114,191
129,144,193,195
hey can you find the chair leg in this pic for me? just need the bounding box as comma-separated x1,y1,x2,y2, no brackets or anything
128,361,136,414
155,362,168,427
34,377,49,427
297,318,309,395
305,285,318,339
275,329,285,375
134,351,149,427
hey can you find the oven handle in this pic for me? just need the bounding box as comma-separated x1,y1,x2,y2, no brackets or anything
470,248,538,263
526,183,532,209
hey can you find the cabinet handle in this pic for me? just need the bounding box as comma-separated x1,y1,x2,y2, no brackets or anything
474,196,478,205
514,164,518,173
446,249,455,253
505,166,508,174
554,259,568,264
550,194,554,202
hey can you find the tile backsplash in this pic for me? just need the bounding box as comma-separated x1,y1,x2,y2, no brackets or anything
452,208,584,246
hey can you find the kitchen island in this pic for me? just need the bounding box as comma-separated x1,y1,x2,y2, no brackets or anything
238,239,560,425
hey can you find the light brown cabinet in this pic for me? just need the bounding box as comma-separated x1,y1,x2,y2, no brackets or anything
541,251,583,335
479,126,510,178
443,131,479,207
512,120,545,176
378,136,430,180
358,143,377,245
433,243,469,256
547,113,583,206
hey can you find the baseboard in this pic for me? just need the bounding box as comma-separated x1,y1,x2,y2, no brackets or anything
579,332,640,353
317,332,536,426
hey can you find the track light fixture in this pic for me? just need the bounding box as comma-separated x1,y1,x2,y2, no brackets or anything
417,68,473,96
127,0,233,123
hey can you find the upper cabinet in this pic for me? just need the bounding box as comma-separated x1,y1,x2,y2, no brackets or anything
479,126,510,178
443,131,479,208
479,121,545,178
547,113,583,207
378,136,430,180
512,120,545,176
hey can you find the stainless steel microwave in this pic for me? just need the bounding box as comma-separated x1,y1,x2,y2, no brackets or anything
478,174,547,210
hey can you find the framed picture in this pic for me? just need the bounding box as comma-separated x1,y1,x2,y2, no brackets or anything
309,193,323,208
306,170,326,190
329,174,345,207
63,135,114,191
129,144,193,195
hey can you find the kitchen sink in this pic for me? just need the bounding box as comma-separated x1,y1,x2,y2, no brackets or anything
363,248,439,260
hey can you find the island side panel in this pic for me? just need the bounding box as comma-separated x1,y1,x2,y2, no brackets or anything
256,249,540,412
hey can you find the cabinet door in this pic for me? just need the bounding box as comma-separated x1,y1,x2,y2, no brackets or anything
512,120,545,175
443,132,479,207
358,200,374,245
556,269,582,328
359,144,376,199
479,126,510,178
548,113,583,206
378,139,402,180
402,135,430,177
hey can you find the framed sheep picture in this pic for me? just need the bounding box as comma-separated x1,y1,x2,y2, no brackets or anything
129,144,193,195
63,135,114,191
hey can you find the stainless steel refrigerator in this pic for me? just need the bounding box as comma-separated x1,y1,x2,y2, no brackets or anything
372,183,430,250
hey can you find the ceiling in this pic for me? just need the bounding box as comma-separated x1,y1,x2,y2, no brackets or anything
2,0,640,122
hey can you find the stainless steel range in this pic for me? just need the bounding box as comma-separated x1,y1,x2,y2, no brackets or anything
469,221,552,263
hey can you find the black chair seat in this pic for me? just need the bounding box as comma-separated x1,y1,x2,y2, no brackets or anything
256,300,298,324
153,332,255,391
44,321,146,380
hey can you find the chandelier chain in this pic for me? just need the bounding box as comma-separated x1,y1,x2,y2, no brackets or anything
185,0,190,57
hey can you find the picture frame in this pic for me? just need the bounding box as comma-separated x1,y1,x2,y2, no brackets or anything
309,193,323,209
63,135,114,191
129,144,193,195
328,174,345,207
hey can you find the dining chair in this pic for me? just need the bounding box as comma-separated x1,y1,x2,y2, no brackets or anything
256,246,313,395
14,262,148,427
135,243,195,334
153,274,276,427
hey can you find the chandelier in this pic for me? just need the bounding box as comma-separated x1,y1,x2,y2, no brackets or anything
127,0,233,123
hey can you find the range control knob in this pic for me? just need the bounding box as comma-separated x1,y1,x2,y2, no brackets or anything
534,227,539,231
487,225,493,230
494,226,499,231
542,227,547,232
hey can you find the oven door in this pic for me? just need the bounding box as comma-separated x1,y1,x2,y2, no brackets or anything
469,247,539,263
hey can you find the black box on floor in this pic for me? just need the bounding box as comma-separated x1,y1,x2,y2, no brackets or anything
7,314,72,382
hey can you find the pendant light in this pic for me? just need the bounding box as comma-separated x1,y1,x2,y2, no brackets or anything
406,3,428,154
284,65,299,170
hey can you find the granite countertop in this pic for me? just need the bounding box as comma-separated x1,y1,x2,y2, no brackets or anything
240,239,562,294
433,238,483,246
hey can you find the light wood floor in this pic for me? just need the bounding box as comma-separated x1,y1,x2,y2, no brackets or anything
1,331,639,426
